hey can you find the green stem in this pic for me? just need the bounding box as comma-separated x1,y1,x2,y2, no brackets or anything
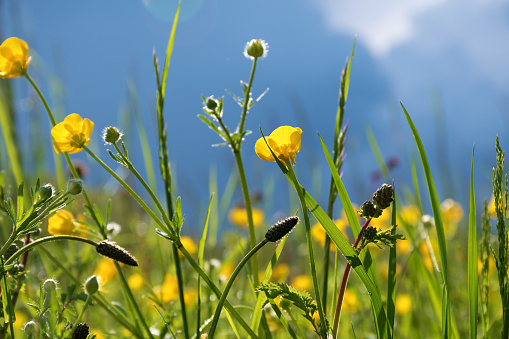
4,235,97,266
69,294,93,336
284,159,327,338
233,150,259,287
114,261,154,339
82,146,172,235
172,243,189,339
176,242,259,339
112,143,173,228
286,307,307,339
208,239,268,337
38,246,143,338
237,57,258,135
24,73,56,126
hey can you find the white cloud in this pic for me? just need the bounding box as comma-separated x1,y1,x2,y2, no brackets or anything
315,0,445,56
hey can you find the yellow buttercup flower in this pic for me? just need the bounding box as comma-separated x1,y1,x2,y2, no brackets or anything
255,126,302,165
343,289,358,313
291,274,312,291
228,207,264,228
0,37,30,78
270,263,290,282
398,205,421,226
51,113,94,154
179,236,198,257
395,293,412,315
127,273,145,292
157,274,179,303
94,258,118,285
47,210,75,235
311,218,348,248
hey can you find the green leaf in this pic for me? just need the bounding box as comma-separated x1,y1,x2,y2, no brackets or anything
317,132,389,339
160,1,180,99
16,182,24,223
401,102,451,338
468,145,478,339
386,183,397,337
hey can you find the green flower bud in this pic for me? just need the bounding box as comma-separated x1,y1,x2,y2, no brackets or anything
85,275,99,295
205,96,218,110
66,179,83,195
102,126,122,144
244,39,268,59
39,183,54,200
23,321,38,336
43,279,58,293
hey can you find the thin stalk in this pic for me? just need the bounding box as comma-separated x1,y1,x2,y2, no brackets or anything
37,246,143,338
286,308,307,339
332,219,371,336
208,239,268,337
69,294,93,336
237,57,258,134
285,160,327,338
233,150,259,287
4,235,97,266
172,244,189,339
82,146,171,234
114,261,154,339
176,242,259,339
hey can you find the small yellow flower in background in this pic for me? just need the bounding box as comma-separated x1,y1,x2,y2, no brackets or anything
51,113,94,154
342,289,358,313
179,236,197,257
90,330,106,339
0,37,30,78
228,207,264,228
477,257,497,276
128,273,144,292
94,258,118,285
291,274,312,291
270,263,290,282
441,199,463,223
396,238,411,255
378,263,401,281
311,218,348,248
488,194,508,218
255,126,303,165
370,209,391,229
47,210,75,235
184,288,198,306
13,311,27,330
156,274,179,303
219,262,235,282
398,205,421,226
395,293,412,315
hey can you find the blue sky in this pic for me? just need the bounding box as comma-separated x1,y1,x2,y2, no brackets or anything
2,0,508,227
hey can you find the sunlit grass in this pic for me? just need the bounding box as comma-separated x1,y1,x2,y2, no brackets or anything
0,7,508,339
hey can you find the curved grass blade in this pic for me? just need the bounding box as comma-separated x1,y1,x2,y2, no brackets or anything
400,102,450,338
317,133,389,339
386,182,397,337
468,145,478,339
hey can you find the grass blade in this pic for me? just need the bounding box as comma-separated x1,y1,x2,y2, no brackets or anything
317,133,389,338
386,182,397,337
468,145,478,339
400,102,450,338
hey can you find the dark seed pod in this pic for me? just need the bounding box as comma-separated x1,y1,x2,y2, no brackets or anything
2,243,18,261
359,201,377,219
96,240,138,267
363,226,378,241
72,322,90,339
372,184,394,210
265,216,299,242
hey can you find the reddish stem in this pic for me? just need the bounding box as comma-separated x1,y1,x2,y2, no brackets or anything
332,219,371,335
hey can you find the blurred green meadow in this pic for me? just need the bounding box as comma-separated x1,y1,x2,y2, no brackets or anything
1,6,509,339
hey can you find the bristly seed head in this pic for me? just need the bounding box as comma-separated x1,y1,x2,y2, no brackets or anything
72,322,90,339
363,226,378,241
96,240,138,267
372,184,394,210
265,216,299,242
